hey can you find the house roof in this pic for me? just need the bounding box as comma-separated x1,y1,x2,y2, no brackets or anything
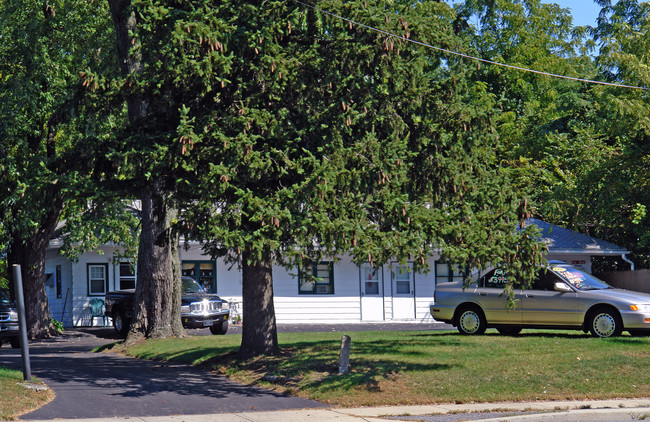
525,218,630,255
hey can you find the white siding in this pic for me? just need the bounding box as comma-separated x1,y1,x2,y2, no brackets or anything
415,261,436,322
46,243,442,325
71,247,114,327
271,261,362,323
44,250,74,327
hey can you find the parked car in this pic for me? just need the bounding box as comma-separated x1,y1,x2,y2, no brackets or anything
0,290,20,348
430,261,650,338
105,277,230,336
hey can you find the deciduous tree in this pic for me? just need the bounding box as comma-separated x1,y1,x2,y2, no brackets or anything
0,0,117,337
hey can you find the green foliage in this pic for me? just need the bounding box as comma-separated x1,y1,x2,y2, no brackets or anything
89,0,546,292
59,202,140,263
0,0,117,237
117,0,543,279
0,259,7,291
458,0,650,268
577,0,650,266
51,318,64,333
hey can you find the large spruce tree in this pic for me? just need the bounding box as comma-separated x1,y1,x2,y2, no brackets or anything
183,0,546,356
96,0,544,353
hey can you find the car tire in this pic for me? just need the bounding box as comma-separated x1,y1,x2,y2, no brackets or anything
9,337,20,349
497,327,522,336
456,306,486,335
588,307,623,338
210,320,228,335
113,311,130,336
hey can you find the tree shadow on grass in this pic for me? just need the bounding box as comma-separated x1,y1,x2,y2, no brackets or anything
189,336,460,396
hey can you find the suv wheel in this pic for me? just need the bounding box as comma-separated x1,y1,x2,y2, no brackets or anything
9,337,20,349
113,311,130,336
209,320,228,335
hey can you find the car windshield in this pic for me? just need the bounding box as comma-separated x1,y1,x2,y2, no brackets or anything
181,277,204,294
549,265,611,291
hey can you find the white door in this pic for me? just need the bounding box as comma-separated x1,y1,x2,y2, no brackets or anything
391,262,415,320
360,264,384,321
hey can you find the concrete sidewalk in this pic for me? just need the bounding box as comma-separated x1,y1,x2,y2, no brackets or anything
21,398,650,421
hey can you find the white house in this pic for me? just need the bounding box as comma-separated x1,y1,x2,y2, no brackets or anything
43,219,631,327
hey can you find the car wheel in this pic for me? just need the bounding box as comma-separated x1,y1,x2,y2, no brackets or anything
497,327,522,336
628,329,650,337
456,306,486,335
9,337,20,349
209,320,228,335
113,311,130,336
588,308,623,338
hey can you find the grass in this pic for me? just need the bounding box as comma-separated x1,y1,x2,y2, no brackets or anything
0,367,53,420
109,329,650,407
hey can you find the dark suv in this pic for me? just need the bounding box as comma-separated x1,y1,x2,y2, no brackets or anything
105,276,230,336
0,290,19,348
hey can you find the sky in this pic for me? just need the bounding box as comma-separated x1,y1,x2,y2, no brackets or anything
448,1,603,28
541,0,602,27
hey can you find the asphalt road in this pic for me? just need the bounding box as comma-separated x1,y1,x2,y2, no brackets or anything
0,322,452,420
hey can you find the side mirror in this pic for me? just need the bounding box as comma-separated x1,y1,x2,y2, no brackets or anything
554,282,573,293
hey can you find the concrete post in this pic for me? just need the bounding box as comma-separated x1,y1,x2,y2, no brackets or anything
339,335,351,374
12,265,31,382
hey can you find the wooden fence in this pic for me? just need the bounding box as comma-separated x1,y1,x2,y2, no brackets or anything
596,269,650,294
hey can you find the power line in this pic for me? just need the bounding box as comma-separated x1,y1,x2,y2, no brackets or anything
292,0,649,91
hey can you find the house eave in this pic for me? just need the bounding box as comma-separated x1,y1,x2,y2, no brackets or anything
547,248,631,256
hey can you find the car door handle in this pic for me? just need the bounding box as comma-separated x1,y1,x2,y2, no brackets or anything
479,293,487,296
527,295,535,298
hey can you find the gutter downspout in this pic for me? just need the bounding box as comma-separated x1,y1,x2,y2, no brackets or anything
621,254,635,271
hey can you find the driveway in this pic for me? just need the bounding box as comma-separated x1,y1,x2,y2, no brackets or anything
0,330,324,420
0,322,451,420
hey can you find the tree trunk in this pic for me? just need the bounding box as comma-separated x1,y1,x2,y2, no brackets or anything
7,196,62,339
239,250,279,358
110,0,181,341
127,182,178,341
169,212,184,337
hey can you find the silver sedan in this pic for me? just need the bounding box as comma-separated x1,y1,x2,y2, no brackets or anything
430,261,650,337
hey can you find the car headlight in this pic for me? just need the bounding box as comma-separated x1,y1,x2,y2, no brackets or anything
181,305,190,313
630,304,650,312
221,302,230,310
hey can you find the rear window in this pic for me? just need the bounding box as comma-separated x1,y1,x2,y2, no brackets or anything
482,269,509,288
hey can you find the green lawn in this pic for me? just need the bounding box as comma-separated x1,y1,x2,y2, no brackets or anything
0,368,52,420
112,329,650,407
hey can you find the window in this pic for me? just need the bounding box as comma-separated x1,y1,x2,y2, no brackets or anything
531,270,560,291
119,263,136,290
393,264,412,294
182,261,216,292
435,262,466,283
360,264,380,295
87,264,108,296
299,262,334,294
55,265,62,298
481,268,509,288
